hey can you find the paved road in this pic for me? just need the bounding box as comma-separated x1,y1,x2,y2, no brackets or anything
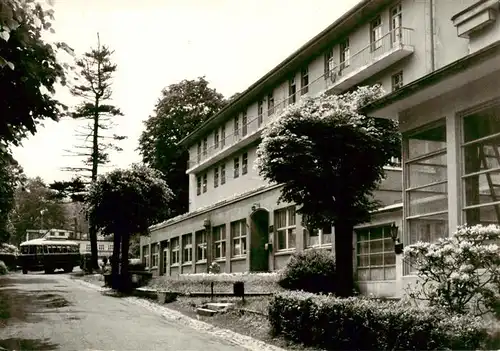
0,272,248,351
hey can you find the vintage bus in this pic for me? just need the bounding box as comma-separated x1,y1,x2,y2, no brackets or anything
18,238,81,274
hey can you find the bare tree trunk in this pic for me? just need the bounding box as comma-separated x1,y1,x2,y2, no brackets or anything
334,219,355,297
119,232,131,293
111,232,121,290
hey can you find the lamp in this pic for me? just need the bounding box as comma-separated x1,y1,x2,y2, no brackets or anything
251,203,261,212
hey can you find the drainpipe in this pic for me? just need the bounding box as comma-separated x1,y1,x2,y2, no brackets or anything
430,0,436,71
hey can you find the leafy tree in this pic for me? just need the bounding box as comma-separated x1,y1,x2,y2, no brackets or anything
10,177,69,245
138,77,225,217
0,155,25,243
56,34,126,270
256,86,400,297
86,164,173,292
0,0,73,149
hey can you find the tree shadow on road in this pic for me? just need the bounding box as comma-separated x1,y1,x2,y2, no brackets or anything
0,337,58,350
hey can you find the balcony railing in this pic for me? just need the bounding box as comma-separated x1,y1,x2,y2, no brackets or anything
326,27,414,90
187,27,413,171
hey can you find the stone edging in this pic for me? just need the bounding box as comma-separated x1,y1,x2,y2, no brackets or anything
71,278,287,351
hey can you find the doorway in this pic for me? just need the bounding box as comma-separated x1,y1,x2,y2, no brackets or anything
249,209,270,272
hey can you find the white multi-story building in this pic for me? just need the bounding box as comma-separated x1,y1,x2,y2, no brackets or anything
141,0,493,297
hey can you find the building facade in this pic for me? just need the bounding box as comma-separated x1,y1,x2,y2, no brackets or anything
141,0,486,297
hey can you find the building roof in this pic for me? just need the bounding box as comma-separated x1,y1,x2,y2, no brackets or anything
361,40,500,115
20,238,80,246
179,0,390,147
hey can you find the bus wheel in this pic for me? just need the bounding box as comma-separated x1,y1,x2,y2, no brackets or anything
44,267,54,274
22,268,27,274
64,266,73,273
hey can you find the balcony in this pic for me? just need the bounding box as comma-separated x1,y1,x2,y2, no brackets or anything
326,27,414,94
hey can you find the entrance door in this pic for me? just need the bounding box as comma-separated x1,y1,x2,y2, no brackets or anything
162,247,169,275
249,209,270,272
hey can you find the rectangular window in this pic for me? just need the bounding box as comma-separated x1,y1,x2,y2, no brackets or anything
390,3,402,44
220,163,226,185
391,71,403,91
214,129,220,149
142,246,149,267
300,67,309,95
267,93,275,116
171,237,180,265
242,110,248,136
234,157,239,178
182,234,192,264
195,230,207,262
234,116,239,138
257,100,264,127
213,225,226,260
231,219,247,257
275,206,297,251
221,124,226,148
370,16,383,51
202,173,207,193
151,244,159,268
356,225,396,281
462,104,500,226
85,244,90,252
304,224,333,248
404,122,448,273
288,77,296,104
242,152,248,175
324,48,333,78
98,244,104,251
214,167,219,188
340,38,350,70
196,176,201,196
197,142,201,163
203,137,208,156
109,244,113,251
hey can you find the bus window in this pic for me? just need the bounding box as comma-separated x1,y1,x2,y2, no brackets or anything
29,246,35,254
21,246,28,254
36,246,43,254
62,246,68,253
44,246,49,254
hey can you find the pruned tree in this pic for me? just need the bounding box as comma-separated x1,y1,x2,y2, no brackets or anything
55,34,126,271
138,77,225,217
256,86,400,297
86,164,172,292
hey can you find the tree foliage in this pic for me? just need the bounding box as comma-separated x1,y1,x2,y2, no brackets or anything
256,86,400,296
10,177,69,245
0,0,73,149
138,77,225,217
0,155,24,243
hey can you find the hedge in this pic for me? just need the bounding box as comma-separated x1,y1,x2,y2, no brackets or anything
147,272,282,294
0,254,17,270
269,291,492,350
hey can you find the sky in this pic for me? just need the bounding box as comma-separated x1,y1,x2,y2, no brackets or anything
12,0,361,184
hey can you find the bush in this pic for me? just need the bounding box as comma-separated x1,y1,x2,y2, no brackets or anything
404,224,500,316
269,291,491,350
0,254,17,270
0,261,8,275
278,249,336,294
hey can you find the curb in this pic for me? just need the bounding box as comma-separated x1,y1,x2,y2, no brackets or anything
71,278,287,351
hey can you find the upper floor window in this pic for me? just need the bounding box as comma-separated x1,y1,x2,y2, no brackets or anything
220,163,226,185
340,38,350,69
221,123,226,148
197,142,201,162
214,167,219,188
202,173,207,193
390,3,402,44
196,176,201,196
242,152,248,175
301,67,309,95
275,206,296,251
391,71,403,91
288,77,296,105
267,93,275,116
234,157,240,178
370,16,383,51
234,116,239,137
203,137,208,156
324,48,333,78
257,100,264,127
242,109,248,136
214,129,220,149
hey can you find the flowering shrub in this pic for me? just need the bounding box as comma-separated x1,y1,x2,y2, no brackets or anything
279,249,336,294
404,224,500,316
268,291,491,350
208,261,220,274
147,272,282,294
0,243,18,255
